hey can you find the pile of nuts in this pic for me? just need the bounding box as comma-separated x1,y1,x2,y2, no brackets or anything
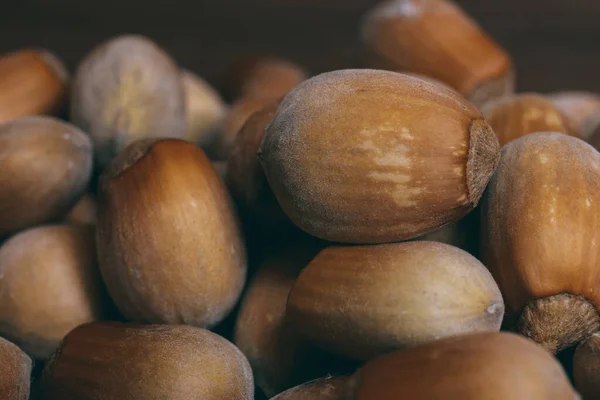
2,0,600,399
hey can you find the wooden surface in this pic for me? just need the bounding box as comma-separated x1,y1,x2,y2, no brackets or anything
1,0,599,94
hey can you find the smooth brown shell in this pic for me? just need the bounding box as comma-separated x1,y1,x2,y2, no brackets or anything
482,133,600,351
0,337,31,400
260,69,500,244
206,96,271,160
234,242,331,397
482,93,579,146
71,35,186,167
548,91,600,137
361,0,514,107
39,322,254,400
352,332,577,400
182,69,227,146
287,241,504,360
574,332,600,399
65,193,97,225
226,99,286,225
223,56,307,101
97,139,247,328
0,225,108,359
0,49,68,124
0,116,93,237
270,376,351,400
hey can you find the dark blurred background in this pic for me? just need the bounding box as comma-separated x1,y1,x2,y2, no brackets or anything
1,0,599,95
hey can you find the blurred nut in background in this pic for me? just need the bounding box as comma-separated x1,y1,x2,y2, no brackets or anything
583,112,600,149
481,93,579,146
0,116,93,238
271,376,351,400
39,323,254,400
287,241,504,360
351,332,577,399
548,91,600,138
182,69,228,147
260,70,500,244
0,225,108,360
361,0,514,107
0,49,68,124
71,35,186,168
0,337,31,400
574,333,600,400
482,132,600,353
223,56,307,101
97,139,247,328
65,193,97,226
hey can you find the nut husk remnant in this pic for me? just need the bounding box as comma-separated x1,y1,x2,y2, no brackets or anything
0,116,93,237
39,322,254,400
71,35,186,167
0,48,68,124
361,0,514,107
287,241,504,360
482,132,600,353
97,139,247,328
351,332,578,400
0,337,32,400
0,225,108,360
260,69,500,244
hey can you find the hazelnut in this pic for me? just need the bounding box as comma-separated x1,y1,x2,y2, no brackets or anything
0,337,31,400
97,139,247,327
574,332,600,399
71,35,186,168
65,193,97,226
481,93,579,145
481,132,600,353
548,91,600,137
0,48,68,124
287,241,504,360
0,116,93,237
0,225,108,359
351,332,577,399
271,376,352,400
361,0,514,107
39,322,254,400
182,69,227,147
259,69,500,244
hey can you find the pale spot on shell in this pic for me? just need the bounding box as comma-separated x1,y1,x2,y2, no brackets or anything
400,127,414,140
587,199,592,207
524,107,544,121
545,112,564,128
452,150,467,157
369,172,411,184
539,154,549,164
457,194,468,203
454,166,464,177
190,200,198,208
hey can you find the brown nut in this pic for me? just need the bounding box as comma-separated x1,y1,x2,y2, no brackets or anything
223,56,307,101
259,69,500,244
0,337,32,400
65,193,97,226
0,49,68,124
481,93,579,146
583,113,600,149
97,139,247,328
0,116,93,237
361,0,514,107
226,99,286,226
351,332,577,400
481,132,600,353
270,376,352,400
71,35,186,168
287,241,504,360
548,91,600,137
574,333,600,400
0,225,108,360
182,69,227,146
39,322,254,400
206,96,271,160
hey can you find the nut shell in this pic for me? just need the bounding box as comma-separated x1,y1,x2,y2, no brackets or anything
0,337,31,400
361,0,514,107
548,91,600,137
352,332,577,400
260,69,500,243
0,225,108,359
39,322,254,400
574,333,600,399
270,376,351,400
0,49,68,124
287,241,504,360
97,139,247,328
71,35,186,167
0,116,93,237
65,193,97,225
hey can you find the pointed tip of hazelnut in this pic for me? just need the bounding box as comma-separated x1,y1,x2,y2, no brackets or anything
105,138,162,178
467,68,516,109
518,293,600,354
466,119,500,207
